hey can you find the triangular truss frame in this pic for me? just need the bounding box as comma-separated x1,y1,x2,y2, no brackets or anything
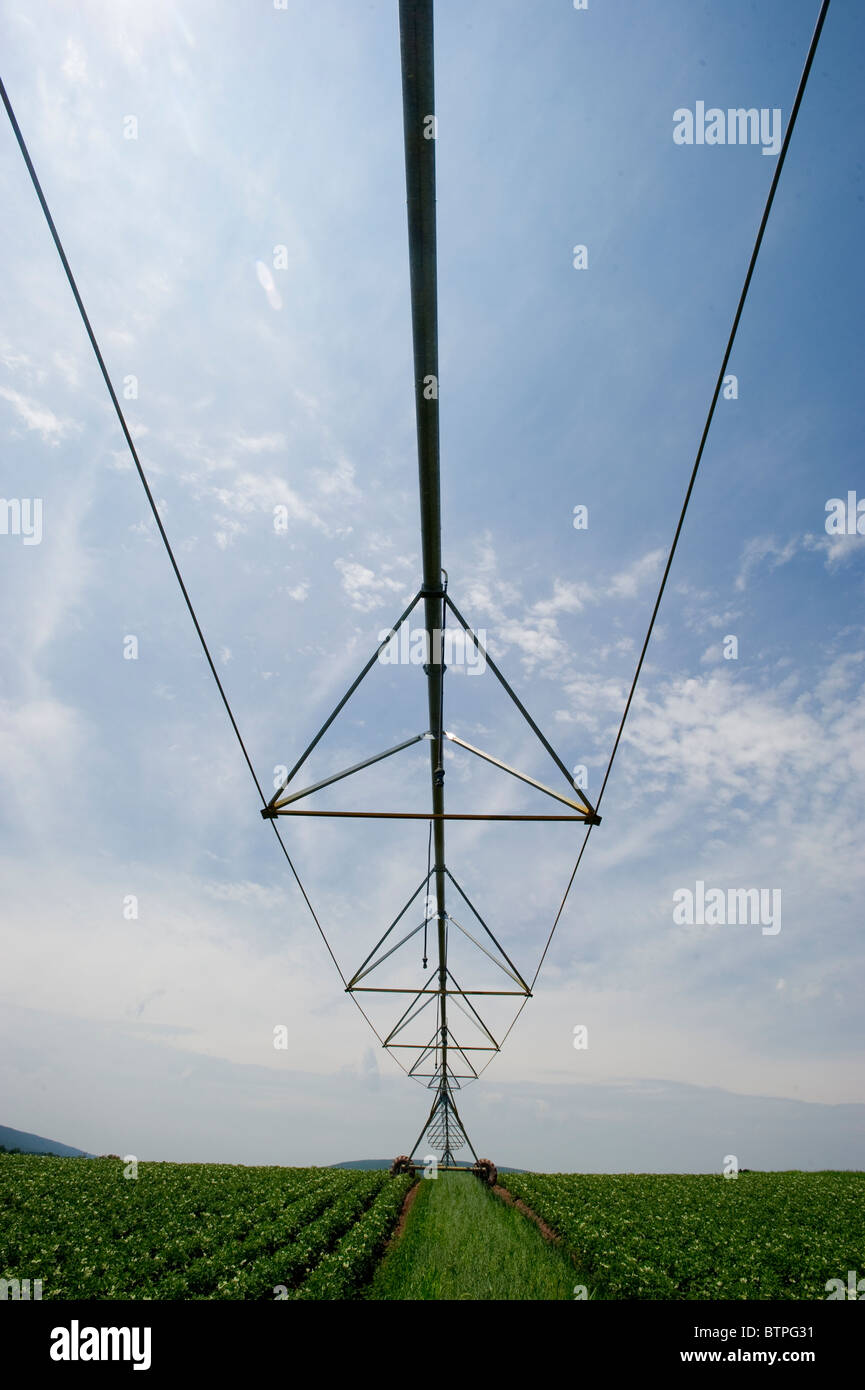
262,587,600,1160
262,591,600,828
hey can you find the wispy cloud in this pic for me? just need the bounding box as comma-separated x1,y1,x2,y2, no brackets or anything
737,532,865,590
532,578,594,617
61,37,89,85
608,548,666,599
255,261,283,311
0,387,80,445
334,559,405,612
232,433,286,454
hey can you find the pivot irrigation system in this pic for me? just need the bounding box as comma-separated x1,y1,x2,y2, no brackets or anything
0,0,830,1169
263,3,600,1169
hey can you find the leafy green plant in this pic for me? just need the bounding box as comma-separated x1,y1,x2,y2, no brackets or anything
0,1155,395,1300
499,1171,865,1300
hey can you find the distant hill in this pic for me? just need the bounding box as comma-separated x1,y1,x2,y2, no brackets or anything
332,1159,392,1170
0,1124,93,1158
333,1158,525,1173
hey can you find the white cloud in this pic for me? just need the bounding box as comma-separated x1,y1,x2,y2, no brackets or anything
312,454,360,501
557,672,628,730
0,346,31,372
737,532,865,591
618,657,865,853
0,387,80,445
52,351,81,388
608,548,665,599
460,543,669,681
805,532,865,571
232,433,286,454
532,579,594,618
214,518,247,549
203,880,282,909
255,261,283,311
212,472,327,532
61,38,89,84
334,559,404,612
736,535,799,590
500,618,568,669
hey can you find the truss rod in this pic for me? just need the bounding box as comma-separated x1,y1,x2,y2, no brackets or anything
442,730,592,813
272,733,428,809
445,912,527,990
347,870,433,986
352,988,527,996
264,589,424,808
381,971,439,1045
270,810,595,821
400,0,464,1155
444,868,532,992
388,995,439,1046
445,594,599,817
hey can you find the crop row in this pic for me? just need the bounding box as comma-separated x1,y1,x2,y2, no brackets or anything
500,1171,865,1300
0,1156,396,1299
294,1173,414,1300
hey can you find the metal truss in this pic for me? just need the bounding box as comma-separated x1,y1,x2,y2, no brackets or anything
262,587,599,1159
261,1,600,1164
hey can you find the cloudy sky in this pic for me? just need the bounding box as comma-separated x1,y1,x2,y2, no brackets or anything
1,0,863,1172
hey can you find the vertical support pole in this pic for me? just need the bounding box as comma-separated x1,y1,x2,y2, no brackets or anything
399,0,456,1152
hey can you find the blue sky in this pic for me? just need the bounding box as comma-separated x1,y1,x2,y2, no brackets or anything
1,0,863,1171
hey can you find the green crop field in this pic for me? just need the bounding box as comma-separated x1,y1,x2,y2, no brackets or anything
500,1171,865,1300
2,1155,861,1301
0,1155,412,1300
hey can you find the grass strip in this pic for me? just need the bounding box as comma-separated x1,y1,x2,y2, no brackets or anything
366,1170,576,1301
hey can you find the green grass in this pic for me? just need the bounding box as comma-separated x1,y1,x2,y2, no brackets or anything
366,1171,576,1300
